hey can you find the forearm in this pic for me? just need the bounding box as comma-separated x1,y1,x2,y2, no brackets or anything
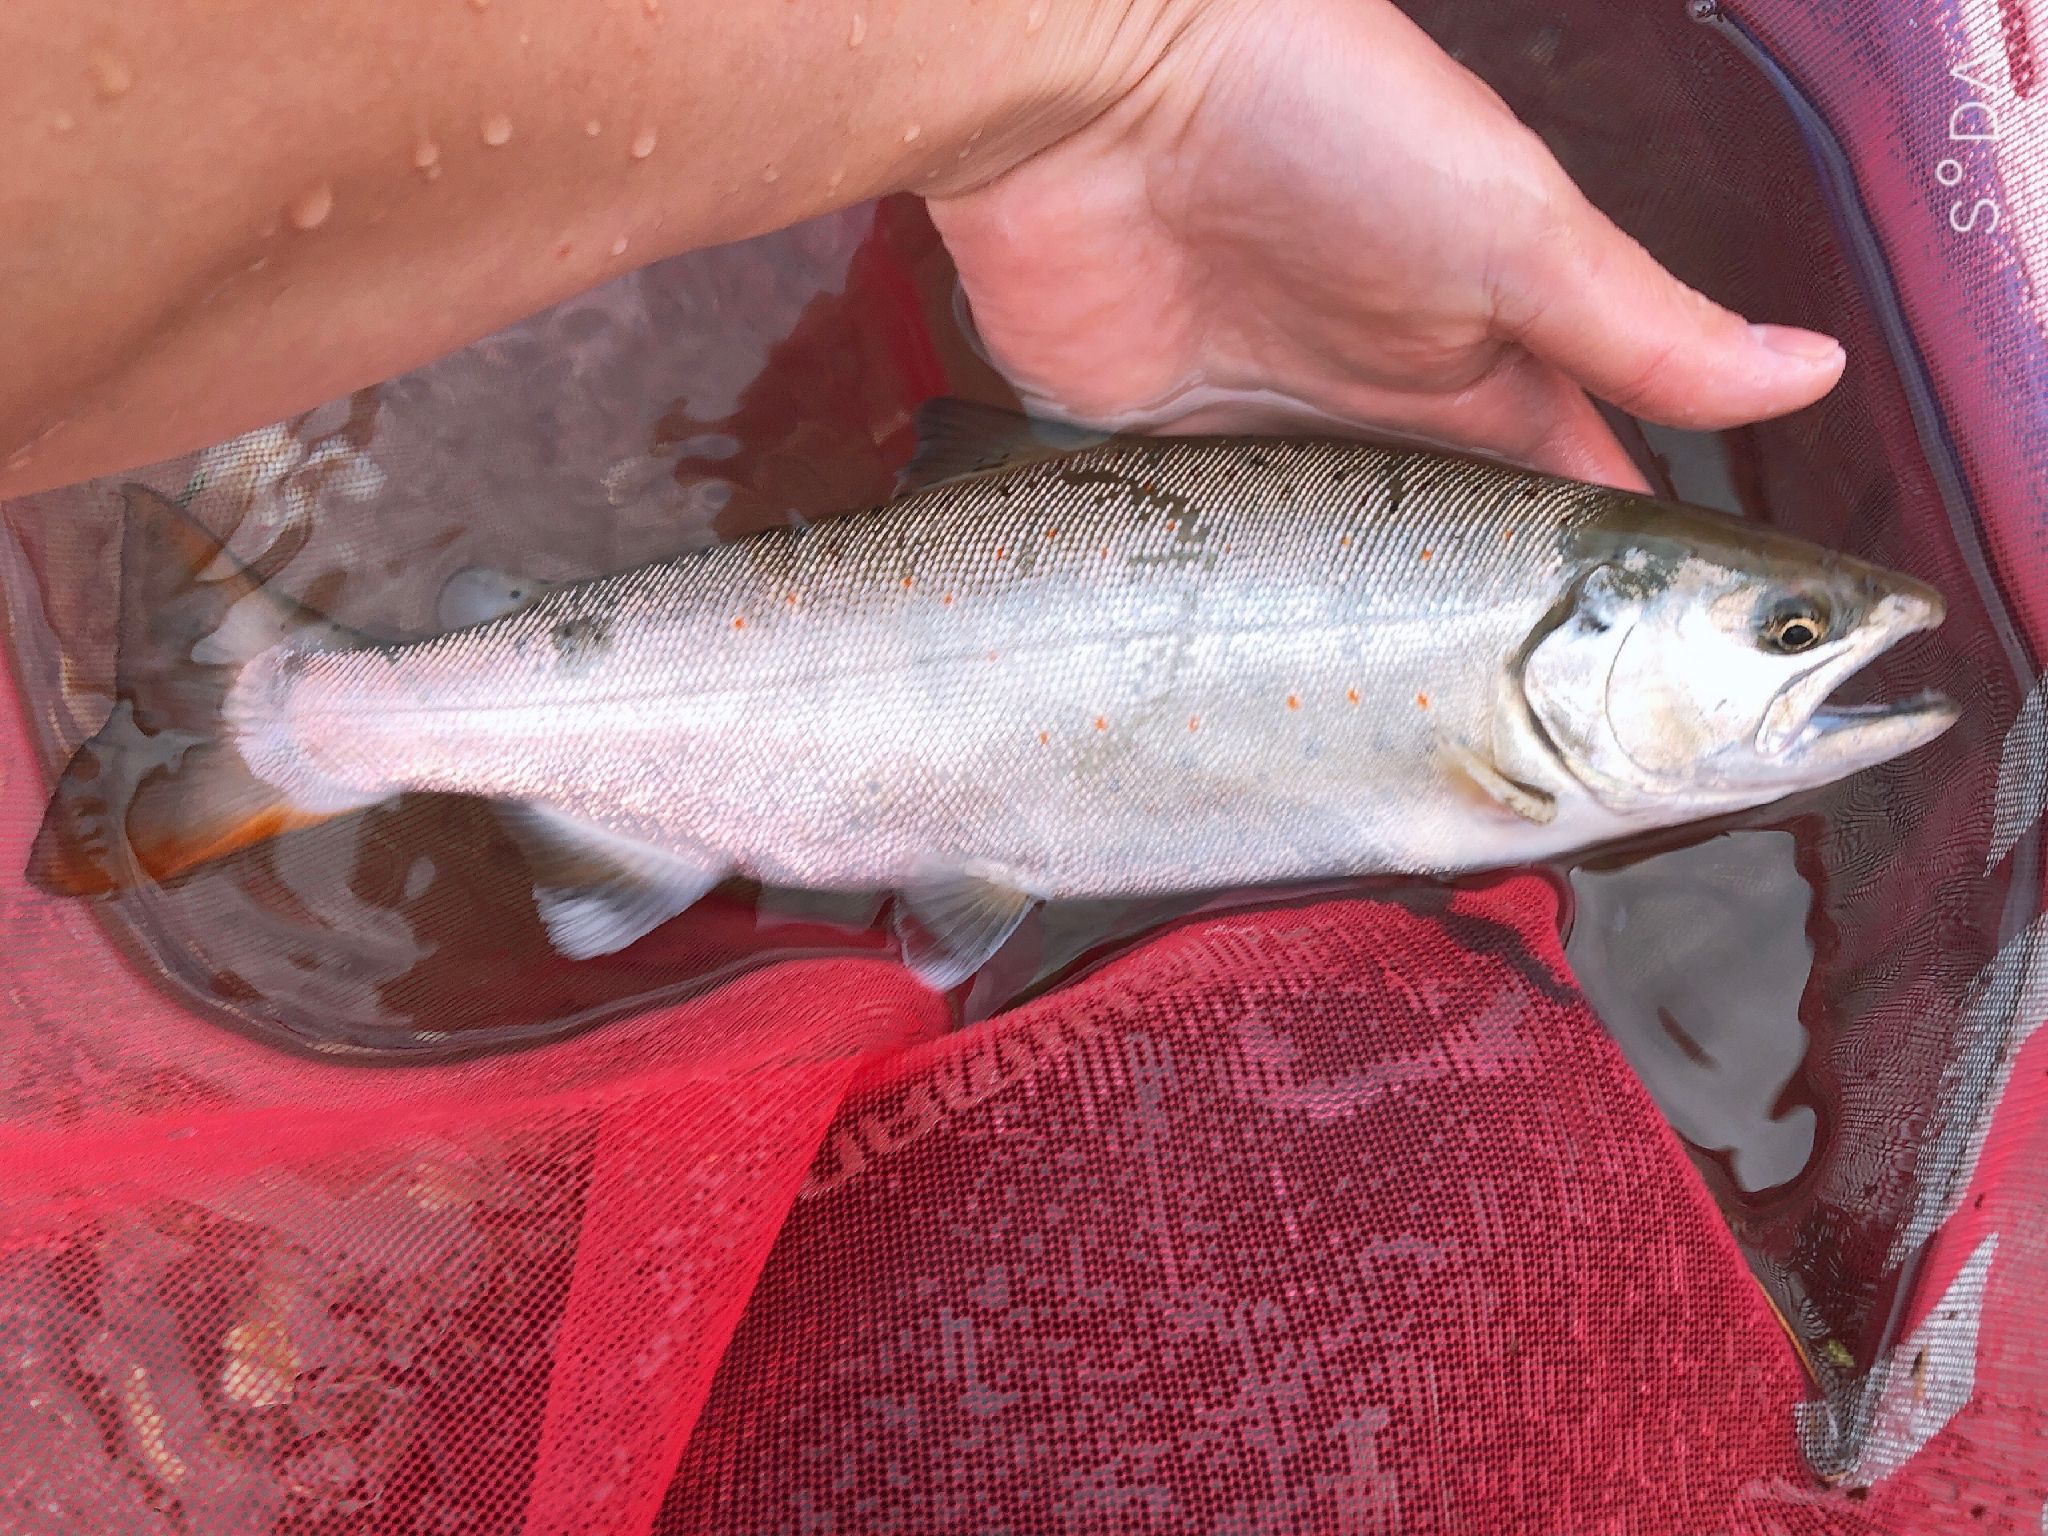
0,0,1190,496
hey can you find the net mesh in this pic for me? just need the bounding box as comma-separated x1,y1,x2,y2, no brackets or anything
4,0,2048,1530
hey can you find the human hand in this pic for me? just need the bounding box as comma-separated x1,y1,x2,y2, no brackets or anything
929,0,1847,490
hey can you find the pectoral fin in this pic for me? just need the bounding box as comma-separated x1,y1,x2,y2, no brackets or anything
1437,741,1558,825
501,806,729,960
893,868,1039,990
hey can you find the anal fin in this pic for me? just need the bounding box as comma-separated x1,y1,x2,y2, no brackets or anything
893,867,1039,990
501,806,729,960
1437,740,1558,825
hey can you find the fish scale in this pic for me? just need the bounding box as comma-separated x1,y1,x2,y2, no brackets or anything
245,435,1602,896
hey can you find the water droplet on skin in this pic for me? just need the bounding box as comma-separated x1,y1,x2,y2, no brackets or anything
762,165,779,183
584,118,603,137
1026,2,1047,30
643,0,661,15
848,11,866,45
88,53,134,100
413,139,441,173
481,112,514,147
610,234,629,256
902,123,921,143
49,109,77,133
286,181,334,231
518,29,531,45
630,126,657,159
827,166,845,189
466,0,490,11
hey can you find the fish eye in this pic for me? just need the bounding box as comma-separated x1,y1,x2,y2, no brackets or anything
1758,596,1831,654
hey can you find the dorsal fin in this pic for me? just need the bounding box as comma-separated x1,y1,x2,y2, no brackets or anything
894,399,1110,498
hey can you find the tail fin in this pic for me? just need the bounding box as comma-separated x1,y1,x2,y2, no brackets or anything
27,484,357,897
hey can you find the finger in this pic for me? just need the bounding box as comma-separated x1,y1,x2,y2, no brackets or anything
1255,352,1654,492
1491,180,1846,432
1115,354,1653,492
1465,359,1654,491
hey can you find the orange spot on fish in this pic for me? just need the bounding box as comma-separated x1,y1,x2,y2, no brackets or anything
1099,546,1109,560
1166,520,1179,532
1094,716,1107,731
1045,527,1059,540
1188,716,1200,732
1502,528,1517,543
1340,535,1352,547
900,575,913,589
1286,694,1301,711
785,592,798,606
1346,687,1360,705
1419,547,1433,561
988,650,999,662
732,617,745,629
943,593,955,606
1416,692,1430,709
996,546,1007,559
1037,730,1050,745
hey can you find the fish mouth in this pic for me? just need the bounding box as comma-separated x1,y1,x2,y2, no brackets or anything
1756,586,1957,773
1784,690,1960,771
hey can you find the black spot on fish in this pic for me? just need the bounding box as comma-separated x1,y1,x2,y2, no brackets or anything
1248,451,1269,469
551,614,611,664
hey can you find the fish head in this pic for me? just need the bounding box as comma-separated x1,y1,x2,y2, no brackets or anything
1517,508,1956,817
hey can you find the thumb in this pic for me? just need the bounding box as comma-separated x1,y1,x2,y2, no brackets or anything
1493,186,1846,431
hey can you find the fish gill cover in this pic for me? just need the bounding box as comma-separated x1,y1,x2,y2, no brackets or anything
1,1,2046,1532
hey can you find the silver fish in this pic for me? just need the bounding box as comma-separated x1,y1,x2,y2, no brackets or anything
32,402,1956,987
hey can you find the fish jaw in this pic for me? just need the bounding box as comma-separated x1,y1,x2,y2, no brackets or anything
1771,691,1959,783
1753,585,1954,784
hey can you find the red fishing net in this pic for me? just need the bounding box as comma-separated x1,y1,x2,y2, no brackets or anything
4,0,2047,1531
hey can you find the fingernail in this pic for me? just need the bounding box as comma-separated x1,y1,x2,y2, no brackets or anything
1750,324,1846,365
